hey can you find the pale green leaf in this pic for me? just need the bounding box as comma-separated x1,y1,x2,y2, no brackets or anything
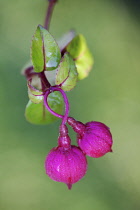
66,34,94,80
28,88,43,104
55,53,78,91
75,49,94,80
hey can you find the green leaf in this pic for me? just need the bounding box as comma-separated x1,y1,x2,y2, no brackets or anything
75,49,94,80
66,34,94,80
66,34,87,58
31,25,61,73
27,77,43,104
55,52,78,91
28,88,43,104
25,91,64,125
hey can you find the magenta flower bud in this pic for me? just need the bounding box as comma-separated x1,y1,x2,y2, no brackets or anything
45,145,87,189
77,121,113,158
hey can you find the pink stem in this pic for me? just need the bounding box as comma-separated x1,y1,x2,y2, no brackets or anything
44,86,70,125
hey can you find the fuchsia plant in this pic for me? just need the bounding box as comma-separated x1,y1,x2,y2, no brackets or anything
22,0,113,189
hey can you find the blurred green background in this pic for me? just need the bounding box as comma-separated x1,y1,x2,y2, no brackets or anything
0,0,140,209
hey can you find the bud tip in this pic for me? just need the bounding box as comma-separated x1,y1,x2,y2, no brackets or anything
67,183,72,190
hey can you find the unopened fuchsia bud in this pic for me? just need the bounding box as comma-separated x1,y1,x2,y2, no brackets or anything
67,117,113,158
45,124,87,189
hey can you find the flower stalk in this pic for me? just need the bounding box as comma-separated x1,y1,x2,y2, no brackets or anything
23,0,113,189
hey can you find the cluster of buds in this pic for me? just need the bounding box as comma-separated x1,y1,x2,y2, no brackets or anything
43,86,113,189
22,0,113,190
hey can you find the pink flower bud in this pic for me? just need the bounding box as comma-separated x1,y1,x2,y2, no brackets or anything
45,145,87,189
77,121,113,158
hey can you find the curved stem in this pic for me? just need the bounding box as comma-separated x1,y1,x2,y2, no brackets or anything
44,86,70,125
44,89,63,119
44,0,58,30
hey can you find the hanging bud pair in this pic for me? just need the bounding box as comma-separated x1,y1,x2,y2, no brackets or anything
43,87,113,189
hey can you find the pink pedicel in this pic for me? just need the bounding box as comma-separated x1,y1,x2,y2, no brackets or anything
77,121,113,158
45,145,87,189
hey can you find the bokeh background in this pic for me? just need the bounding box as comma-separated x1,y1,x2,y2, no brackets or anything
0,0,140,209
